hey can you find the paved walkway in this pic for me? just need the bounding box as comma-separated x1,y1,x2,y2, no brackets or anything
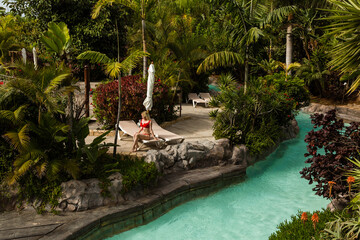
85,103,216,156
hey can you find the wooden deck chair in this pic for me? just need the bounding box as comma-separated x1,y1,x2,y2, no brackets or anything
151,119,184,144
118,120,164,150
199,92,212,103
187,93,208,107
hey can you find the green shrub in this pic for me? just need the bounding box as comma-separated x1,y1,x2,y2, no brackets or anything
212,76,298,151
16,172,62,214
258,73,310,109
93,75,176,128
269,209,343,240
105,155,160,193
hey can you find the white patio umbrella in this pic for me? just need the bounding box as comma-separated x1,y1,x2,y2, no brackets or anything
33,47,38,70
21,48,26,64
143,62,155,111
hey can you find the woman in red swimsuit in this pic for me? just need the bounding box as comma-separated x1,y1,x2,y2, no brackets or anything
131,111,158,152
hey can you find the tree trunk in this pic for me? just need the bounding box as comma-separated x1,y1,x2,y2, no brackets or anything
244,45,249,94
142,15,147,79
286,23,293,75
68,92,74,151
113,19,121,157
113,75,121,157
286,13,294,76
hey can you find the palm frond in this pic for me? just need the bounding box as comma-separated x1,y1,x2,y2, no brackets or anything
3,124,30,152
44,73,71,94
197,51,244,74
77,51,112,64
120,50,149,73
92,0,136,19
105,62,122,79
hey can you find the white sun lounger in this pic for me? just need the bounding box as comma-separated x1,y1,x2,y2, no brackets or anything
187,93,208,108
118,120,164,150
199,92,212,103
151,119,184,144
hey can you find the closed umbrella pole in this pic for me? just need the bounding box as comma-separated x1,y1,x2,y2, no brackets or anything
143,62,155,111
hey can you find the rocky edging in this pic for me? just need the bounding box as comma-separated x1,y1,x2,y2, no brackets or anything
39,165,247,240
302,103,360,122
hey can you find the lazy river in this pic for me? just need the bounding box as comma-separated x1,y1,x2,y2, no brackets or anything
106,113,329,240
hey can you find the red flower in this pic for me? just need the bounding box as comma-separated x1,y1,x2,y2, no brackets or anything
0,82,3,85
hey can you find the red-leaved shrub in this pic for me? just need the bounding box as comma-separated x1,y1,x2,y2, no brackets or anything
93,75,176,127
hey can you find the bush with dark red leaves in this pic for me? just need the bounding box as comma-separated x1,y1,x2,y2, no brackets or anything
93,75,176,127
300,109,360,198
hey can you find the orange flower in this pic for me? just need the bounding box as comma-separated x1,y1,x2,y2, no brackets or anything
328,181,336,198
347,176,355,184
301,212,308,224
311,213,319,230
347,176,355,195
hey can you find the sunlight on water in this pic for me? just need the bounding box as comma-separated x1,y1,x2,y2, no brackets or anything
106,113,329,240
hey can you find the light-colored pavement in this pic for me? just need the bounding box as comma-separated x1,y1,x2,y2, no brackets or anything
85,104,217,156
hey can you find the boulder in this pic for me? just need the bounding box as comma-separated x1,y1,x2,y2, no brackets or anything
60,180,87,199
327,197,348,212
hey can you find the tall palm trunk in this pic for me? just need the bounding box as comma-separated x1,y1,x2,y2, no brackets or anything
286,14,293,76
114,19,121,157
244,46,249,94
141,1,147,79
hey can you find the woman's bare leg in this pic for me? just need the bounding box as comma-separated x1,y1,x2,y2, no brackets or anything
131,133,151,152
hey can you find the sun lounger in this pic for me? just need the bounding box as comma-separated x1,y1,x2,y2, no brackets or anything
118,120,164,150
187,93,208,107
199,92,212,103
151,119,184,144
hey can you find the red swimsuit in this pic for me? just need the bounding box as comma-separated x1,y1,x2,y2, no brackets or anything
140,120,151,135
140,119,150,128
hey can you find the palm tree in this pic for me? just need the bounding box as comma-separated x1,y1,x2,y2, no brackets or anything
77,49,147,156
0,105,78,185
322,0,360,93
92,0,154,79
197,0,266,93
5,63,72,123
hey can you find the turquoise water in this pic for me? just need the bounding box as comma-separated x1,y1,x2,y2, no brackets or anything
107,113,329,240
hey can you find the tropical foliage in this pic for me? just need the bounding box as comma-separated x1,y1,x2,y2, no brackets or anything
300,110,360,198
210,73,307,155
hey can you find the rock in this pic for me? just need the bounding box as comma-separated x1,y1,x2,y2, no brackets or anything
208,145,224,160
327,197,348,212
60,180,87,199
182,160,189,169
230,146,246,167
66,203,77,212
215,138,230,149
82,179,101,193
189,142,206,151
189,158,195,167
58,200,67,210
107,173,123,202
178,142,190,159
202,140,215,150
187,149,205,162
160,151,175,168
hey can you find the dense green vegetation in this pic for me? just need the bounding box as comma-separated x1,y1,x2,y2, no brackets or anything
0,0,359,230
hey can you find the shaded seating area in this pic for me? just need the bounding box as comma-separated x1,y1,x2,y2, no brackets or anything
118,119,184,150
187,93,208,108
199,92,212,103
118,120,164,150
